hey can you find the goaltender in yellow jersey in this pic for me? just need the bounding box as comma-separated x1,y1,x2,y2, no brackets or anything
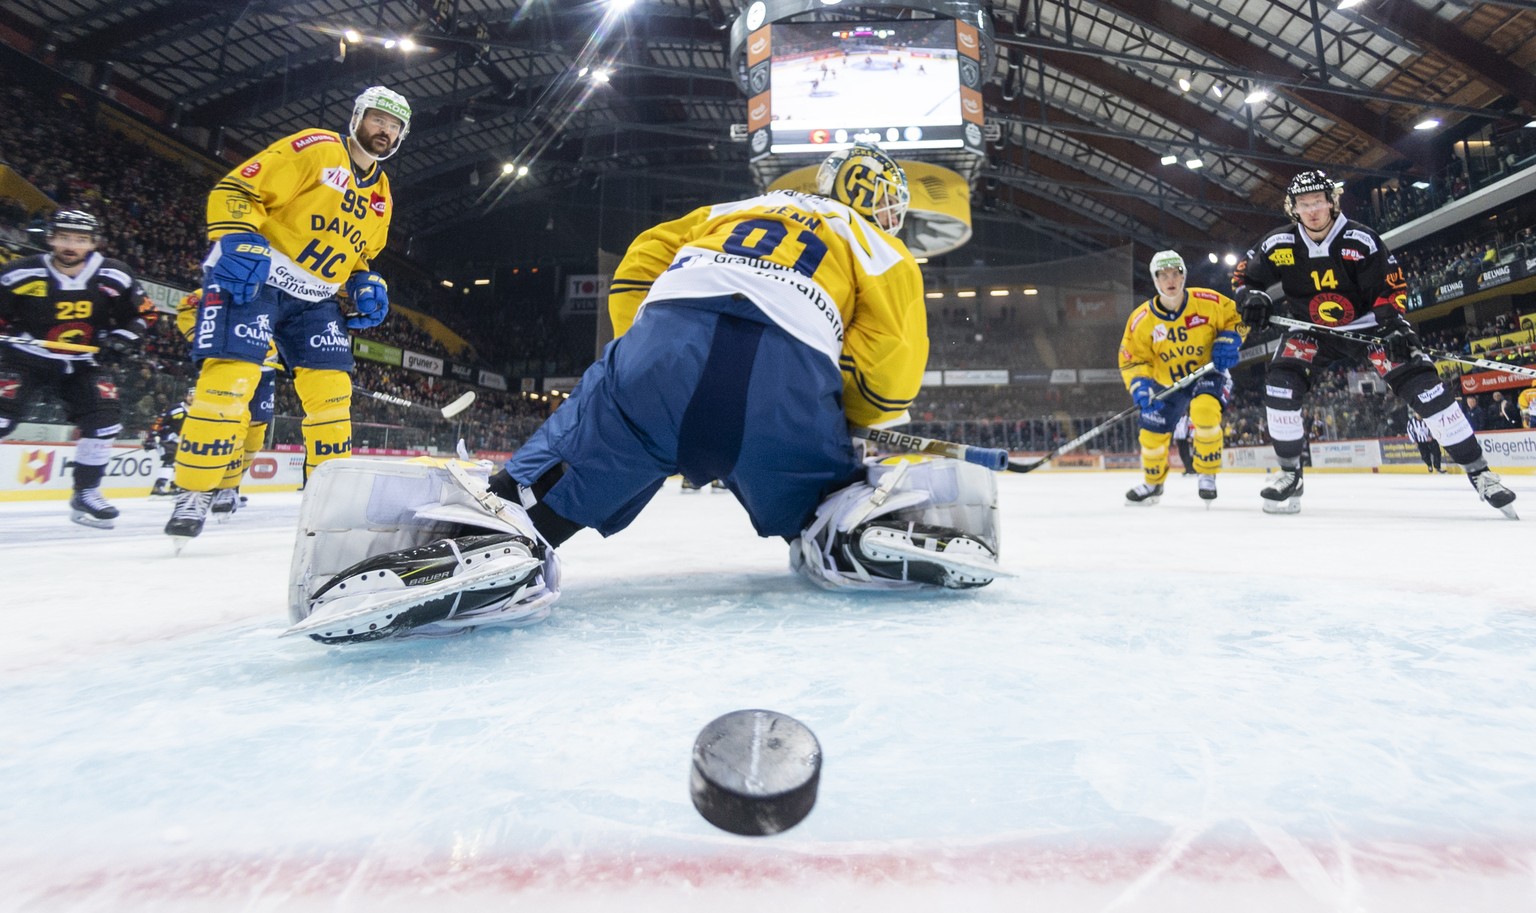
167,85,409,547
1117,250,1247,505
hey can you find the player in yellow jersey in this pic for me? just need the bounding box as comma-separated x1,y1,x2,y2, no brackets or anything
1118,250,1246,505
167,86,408,548
1520,383,1536,429
286,144,1003,643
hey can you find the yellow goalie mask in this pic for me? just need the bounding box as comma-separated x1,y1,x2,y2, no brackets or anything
816,143,910,234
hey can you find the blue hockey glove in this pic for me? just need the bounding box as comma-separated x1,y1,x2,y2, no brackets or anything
205,233,272,304
1211,330,1243,370
1129,376,1165,415
345,271,389,330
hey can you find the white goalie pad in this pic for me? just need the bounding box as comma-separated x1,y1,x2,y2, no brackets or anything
286,458,561,638
790,457,1007,591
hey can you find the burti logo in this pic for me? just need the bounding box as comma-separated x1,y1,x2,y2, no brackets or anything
240,161,262,178
250,457,278,480
369,191,387,216
291,132,339,152
314,438,352,456
182,439,236,457
19,449,54,485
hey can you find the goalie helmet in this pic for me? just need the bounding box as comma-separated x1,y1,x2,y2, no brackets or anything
1149,249,1185,279
46,209,100,240
816,143,910,234
349,85,412,160
1284,169,1341,220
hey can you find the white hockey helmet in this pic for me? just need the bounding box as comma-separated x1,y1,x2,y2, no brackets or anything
1149,249,1185,280
349,86,412,160
46,209,101,240
816,142,910,234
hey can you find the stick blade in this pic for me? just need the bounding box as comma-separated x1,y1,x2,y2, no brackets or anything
440,391,476,418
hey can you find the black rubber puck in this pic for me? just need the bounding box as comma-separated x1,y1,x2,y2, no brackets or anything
689,709,821,836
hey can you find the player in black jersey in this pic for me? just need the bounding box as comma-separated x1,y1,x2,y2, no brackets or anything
0,210,150,528
144,389,193,496
1233,171,1516,518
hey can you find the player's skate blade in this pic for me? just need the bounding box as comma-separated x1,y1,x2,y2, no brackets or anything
283,535,543,644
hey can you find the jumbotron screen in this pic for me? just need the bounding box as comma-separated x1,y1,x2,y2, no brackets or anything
768,19,964,153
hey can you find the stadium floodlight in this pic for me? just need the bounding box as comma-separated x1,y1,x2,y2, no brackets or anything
1209,84,1225,98
1414,118,1440,131
1177,77,1191,93
1412,181,1431,189
611,0,635,10
1338,0,1362,8
1526,120,1536,128
517,165,529,178
399,37,416,51
989,289,1009,297
592,69,611,84
343,29,361,43
1160,154,1178,165
502,163,515,175
1223,253,1238,266
925,291,943,299
1207,253,1219,263
1185,157,1204,170
1022,288,1039,296
957,289,977,298
1243,88,1269,105
383,39,396,49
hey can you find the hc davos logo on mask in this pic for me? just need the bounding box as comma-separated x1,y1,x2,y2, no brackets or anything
309,321,350,350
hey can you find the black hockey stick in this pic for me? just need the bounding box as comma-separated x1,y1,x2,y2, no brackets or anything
1268,316,1536,379
852,427,1010,471
356,387,477,419
855,362,1219,474
1004,361,1219,473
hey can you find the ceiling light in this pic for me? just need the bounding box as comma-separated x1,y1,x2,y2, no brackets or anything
1338,0,1362,8
1243,89,1269,105
517,165,529,177
1526,120,1536,128
473,278,491,286
989,289,1009,297
399,37,416,51
592,69,611,83
611,0,635,9
1412,181,1431,189
383,38,396,49
1177,77,1191,93
1160,154,1178,165
957,289,977,298
502,163,515,175
1209,84,1225,98
343,29,361,43
1223,253,1238,266
1414,118,1440,131
925,291,943,299
1022,288,1039,296
915,257,928,264
1185,157,1204,169
1207,253,1219,263
578,66,590,77
439,279,454,288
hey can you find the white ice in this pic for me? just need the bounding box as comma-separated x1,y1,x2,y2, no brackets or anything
2,470,1534,912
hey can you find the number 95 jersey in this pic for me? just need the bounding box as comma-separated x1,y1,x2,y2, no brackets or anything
1118,286,1245,386
206,129,392,301
607,189,928,428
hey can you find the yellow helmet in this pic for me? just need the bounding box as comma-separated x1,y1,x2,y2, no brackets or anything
816,143,910,234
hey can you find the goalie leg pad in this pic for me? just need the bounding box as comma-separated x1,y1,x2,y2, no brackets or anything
790,457,1005,591
285,534,545,644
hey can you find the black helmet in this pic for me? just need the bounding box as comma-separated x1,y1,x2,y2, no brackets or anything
1283,170,1340,220
46,209,101,239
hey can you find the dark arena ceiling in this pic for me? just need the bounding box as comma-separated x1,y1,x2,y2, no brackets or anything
4,0,1535,258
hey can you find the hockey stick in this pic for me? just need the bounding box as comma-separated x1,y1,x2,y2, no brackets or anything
852,427,1010,471
1268,316,1536,379
855,361,1219,475
0,334,100,354
355,387,477,419
1004,361,1220,474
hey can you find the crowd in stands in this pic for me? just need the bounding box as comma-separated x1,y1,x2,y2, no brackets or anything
1368,128,1536,232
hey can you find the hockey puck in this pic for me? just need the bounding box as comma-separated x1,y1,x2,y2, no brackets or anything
689,709,821,836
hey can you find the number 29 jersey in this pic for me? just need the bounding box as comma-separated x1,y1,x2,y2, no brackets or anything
0,252,145,362
608,189,928,428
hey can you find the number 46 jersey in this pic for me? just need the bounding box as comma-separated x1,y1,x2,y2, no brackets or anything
607,189,928,429
1118,286,1245,387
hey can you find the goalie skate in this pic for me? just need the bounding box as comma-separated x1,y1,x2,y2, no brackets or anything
283,534,544,644
854,521,1006,589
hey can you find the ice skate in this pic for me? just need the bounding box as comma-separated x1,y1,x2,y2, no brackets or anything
1469,468,1518,520
680,478,702,493
284,534,545,644
709,480,729,493
1261,467,1304,514
150,478,179,497
1124,482,1162,505
1197,474,1217,505
165,490,214,553
68,488,119,529
210,487,241,517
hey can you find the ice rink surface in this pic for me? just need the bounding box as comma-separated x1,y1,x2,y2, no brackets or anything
2,469,1533,912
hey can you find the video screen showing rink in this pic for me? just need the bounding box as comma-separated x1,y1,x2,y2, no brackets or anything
2,469,1533,911
769,20,964,152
